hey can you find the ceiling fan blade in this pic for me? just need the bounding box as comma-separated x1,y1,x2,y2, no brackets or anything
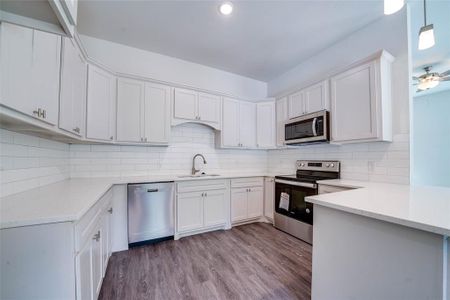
439,77,450,81
440,70,450,77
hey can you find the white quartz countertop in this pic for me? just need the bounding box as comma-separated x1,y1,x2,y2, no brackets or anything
308,179,450,236
0,173,273,229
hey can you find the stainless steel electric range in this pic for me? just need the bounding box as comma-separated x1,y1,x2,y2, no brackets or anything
274,160,340,244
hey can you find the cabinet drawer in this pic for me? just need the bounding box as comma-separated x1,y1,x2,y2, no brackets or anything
177,179,228,193
231,177,264,188
75,188,113,251
318,184,352,194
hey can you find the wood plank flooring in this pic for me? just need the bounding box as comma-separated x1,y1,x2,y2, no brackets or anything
99,223,312,300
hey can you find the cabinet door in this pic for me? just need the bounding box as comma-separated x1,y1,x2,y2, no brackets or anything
173,88,197,120
239,102,257,148
247,187,263,219
59,38,87,136
203,190,227,227
0,23,34,117
75,242,92,300
231,188,248,222
0,24,61,125
91,228,103,299
31,29,61,125
198,92,221,124
304,80,329,114
331,61,377,142
143,83,171,143
288,91,304,119
256,102,275,148
101,214,110,276
86,65,116,141
276,97,288,147
264,178,275,220
116,78,144,142
222,97,240,147
177,192,203,232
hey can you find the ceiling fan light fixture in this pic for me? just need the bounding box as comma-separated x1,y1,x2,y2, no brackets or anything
417,77,440,91
418,24,435,50
384,0,404,15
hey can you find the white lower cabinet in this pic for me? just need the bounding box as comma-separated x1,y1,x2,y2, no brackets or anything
264,177,275,221
230,177,264,224
176,180,230,239
0,188,114,300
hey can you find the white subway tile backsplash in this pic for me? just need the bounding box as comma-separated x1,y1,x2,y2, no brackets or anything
0,124,411,197
0,129,70,197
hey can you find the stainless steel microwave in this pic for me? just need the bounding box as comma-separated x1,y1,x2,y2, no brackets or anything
284,110,330,145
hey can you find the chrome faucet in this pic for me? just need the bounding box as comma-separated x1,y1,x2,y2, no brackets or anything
192,154,207,175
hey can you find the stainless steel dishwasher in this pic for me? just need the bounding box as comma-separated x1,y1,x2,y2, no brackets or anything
127,182,174,246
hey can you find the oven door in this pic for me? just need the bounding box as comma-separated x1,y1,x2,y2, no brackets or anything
274,179,316,225
284,110,329,145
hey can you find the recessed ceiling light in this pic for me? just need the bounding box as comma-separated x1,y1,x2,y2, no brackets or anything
219,2,233,16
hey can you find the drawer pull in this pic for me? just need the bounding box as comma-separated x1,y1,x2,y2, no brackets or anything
107,207,113,214
147,189,159,193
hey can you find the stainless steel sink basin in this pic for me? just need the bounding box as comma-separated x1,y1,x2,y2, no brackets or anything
177,174,221,178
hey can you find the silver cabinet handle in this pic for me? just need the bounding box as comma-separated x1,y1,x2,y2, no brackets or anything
144,137,147,142
140,137,143,142
93,231,100,242
110,136,113,140
147,189,159,193
205,192,207,197
41,109,46,119
108,207,113,214
33,108,40,117
73,127,80,133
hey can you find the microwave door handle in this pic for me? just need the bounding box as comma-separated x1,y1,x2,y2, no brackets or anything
312,117,318,136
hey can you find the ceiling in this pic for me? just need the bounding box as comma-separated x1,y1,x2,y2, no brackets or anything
77,0,384,82
410,0,450,96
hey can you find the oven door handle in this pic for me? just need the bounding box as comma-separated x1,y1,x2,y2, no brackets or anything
275,179,317,189
312,117,317,137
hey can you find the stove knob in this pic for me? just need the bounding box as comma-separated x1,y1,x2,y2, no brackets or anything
326,163,330,167
330,163,335,168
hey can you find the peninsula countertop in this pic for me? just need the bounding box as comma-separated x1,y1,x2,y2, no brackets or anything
0,173,273,229
307,179,450,236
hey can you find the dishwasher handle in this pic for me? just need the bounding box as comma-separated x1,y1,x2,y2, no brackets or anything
147,188,159,193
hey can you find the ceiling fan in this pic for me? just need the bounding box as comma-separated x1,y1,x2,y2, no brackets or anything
413,66,450,92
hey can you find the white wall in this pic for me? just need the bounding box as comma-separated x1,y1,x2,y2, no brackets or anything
412,90,450,187
0,129,70,197
268,11,410,184
70,123,268,178
80,35,267,100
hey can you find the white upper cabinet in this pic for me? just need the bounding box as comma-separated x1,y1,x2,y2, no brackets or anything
288,91,304,119
86,65,116,142
143,83,171,144
116,78,144,143
276,97,288,147
221,97,240,148
116,78,171,144
330,51,393,143
221,98,275,149
288,80,329,119
256,102,276,149
0,23,61,125
59,38,87,137
173,88,197,120
239,102,257,148
172,88,221,130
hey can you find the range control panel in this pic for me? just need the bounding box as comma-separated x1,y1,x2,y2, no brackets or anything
296,160,340,172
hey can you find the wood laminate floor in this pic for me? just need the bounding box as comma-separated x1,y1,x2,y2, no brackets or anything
99,223,312,300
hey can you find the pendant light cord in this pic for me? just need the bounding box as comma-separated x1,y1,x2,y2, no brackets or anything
423,0,427,26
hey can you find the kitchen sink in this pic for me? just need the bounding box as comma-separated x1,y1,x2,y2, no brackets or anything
177,174,221,178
